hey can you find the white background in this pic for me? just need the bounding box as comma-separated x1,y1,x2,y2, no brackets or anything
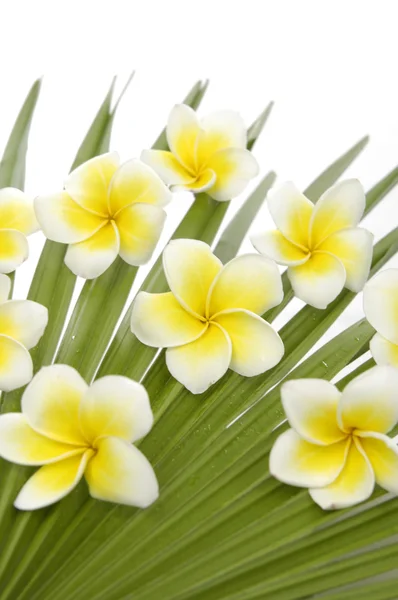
1,0,398,349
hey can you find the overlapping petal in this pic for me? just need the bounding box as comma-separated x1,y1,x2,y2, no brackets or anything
79,376,153,444
267,182,313,249
318,227,373,292
270,429,350,488
309,438,374,510
140,150,196,186
171,169,216,194
163,239,222,319
0,187,38,234
65,222,119,279
214,309,284,376
0,334,32,392
131,291,207,348
0,414,83,465
0,229,29,273
370,333,398,367
207,254,283,317
195,110,246,167
115,203,166,267
363,269,398,345
14,451,92,511
34,192,106,244
0,300,48,349
85,436,158,508
337,365,398,434
166,323,231,394
288,252,346,309
281,379,345,445
205,148,259,202
251,230,310,266
21,364,88,445
65,152,120,216
108,159,171,215
309,179,365,248
358,431,398,494
166,104,199,172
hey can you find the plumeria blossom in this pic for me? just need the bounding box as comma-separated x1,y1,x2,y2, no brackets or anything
363,269,398,366
251,180,374,309
141,104,259,201
131,239,284,394
270,367,398,510
0,365,159,510
0,187,39,274
0,281,48,391
34,153,171,279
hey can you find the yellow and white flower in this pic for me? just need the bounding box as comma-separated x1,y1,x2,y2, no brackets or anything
251,180,374,309
270,366,398,510
141,105,259,201
0,187,39,274
131,239,284,394
0,290,48,391
363,269,398,366
0,364,158,510
34,153,171,279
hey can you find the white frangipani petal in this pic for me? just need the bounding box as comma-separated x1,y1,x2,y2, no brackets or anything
115,203,166,267
34,192,106,244
65,222,119,279
288,252,346,309
309,179,366,248
337,365,398,434
270,429,350,488
166,323,231,394
163,239,222,319
358,431,398,494
309,439,374,510
370,333,398,367
205,148,259,202
214,309,284,376
0,229,29,273
0,335,33,392
131,292,207,348
21,364,88,445
207,254,283,317
318,227,373,292
251,230,310,266
0,300,48,349
14,451,92,511
0,187,39,234
80,376,154,444
65,152,120,216
167,104,200,171
267,182,313,248
85,437,159,508
363,269,398,345
281,379,345,445
0,414,83,465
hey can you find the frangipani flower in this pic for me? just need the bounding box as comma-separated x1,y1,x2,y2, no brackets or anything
141,105,259,201
363,269,398,366
0,365,158,510
0,187,39,274
270,367,398,510
34,153,171,279
131,239,284,394
251,180,374,309
0,283,48,391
